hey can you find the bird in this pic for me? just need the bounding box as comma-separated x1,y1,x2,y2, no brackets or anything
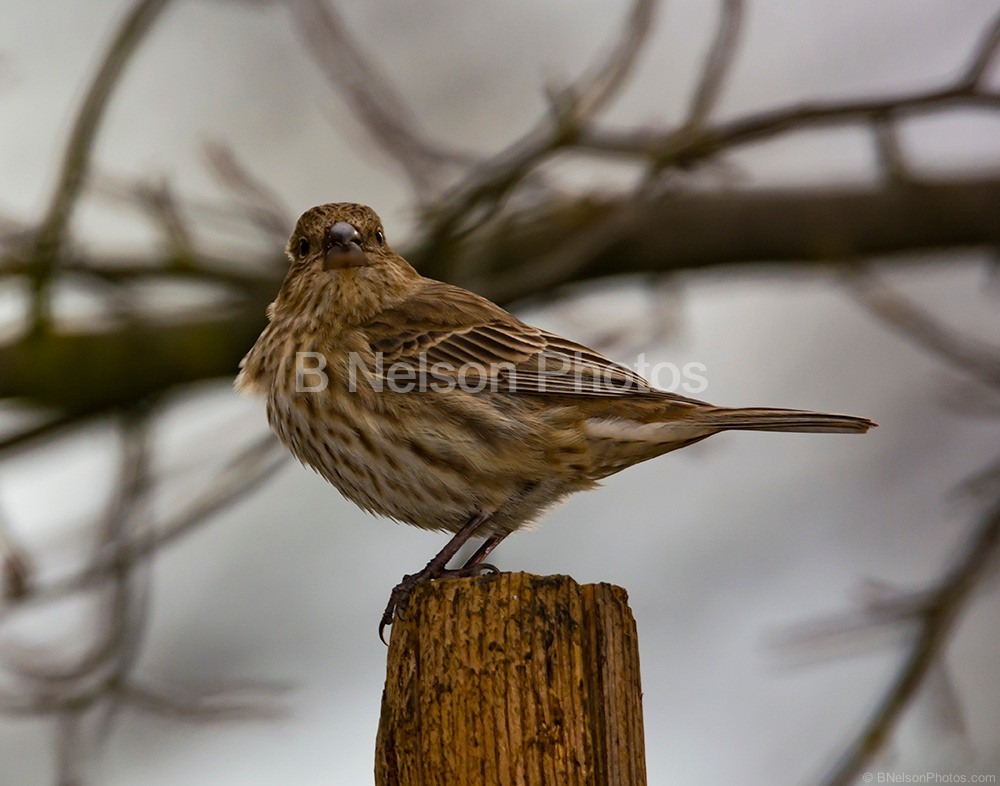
235,202,876,641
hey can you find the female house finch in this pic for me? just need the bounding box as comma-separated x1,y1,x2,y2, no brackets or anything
236,203,875,639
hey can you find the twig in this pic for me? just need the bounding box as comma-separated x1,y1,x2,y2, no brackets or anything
1,433,286,616
558,0,658,121
0,411,96,457
122,679,290,722
819,496,1000,786
422,0,659,241
290,0,467,197
202,141,292,242
577,85,1000,163
959,10,1000,89
872,115,908,185
773,584,929,664
574,10,1000,169
135,179,197,258
55,710,86,786
89,169,284,240
0,507,31,601
845,269,1000,389
27,0,175,332
685,0,744,128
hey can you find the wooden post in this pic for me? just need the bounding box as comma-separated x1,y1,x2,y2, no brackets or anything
375,572,647,786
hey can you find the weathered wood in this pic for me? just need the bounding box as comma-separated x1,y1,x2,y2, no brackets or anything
375,572,646,786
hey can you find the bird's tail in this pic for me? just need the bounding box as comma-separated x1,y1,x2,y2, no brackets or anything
704,407,876,434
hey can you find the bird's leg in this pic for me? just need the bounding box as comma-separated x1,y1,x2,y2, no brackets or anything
459,532,509,574
380,510,493,643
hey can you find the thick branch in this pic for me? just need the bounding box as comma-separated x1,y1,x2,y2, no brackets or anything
420,175,1000,302
0,309,268,411
3,176,999,411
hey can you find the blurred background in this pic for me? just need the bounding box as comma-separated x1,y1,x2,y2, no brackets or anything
1,1,999,784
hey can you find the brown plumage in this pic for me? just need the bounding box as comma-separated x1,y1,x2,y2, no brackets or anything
236,202,876,638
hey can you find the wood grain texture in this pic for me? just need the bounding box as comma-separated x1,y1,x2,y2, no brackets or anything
375,572,646,786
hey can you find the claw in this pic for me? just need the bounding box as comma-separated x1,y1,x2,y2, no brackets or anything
377,563,503,644
376,511,501,643
378,573,421,645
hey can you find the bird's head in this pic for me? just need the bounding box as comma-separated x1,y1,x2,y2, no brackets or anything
271,203,419,326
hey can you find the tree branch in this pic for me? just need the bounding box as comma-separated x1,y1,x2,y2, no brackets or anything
26,0,174,331
845,269,1000,389
959,10,1000,89
421,0,659,241
577,87,1000,164
685,0,744,128
4,176,999,411
1,433,286,616
820,496,1000,786
290,0,469,197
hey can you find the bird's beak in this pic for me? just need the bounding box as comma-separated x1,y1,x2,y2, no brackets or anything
323,221,368,270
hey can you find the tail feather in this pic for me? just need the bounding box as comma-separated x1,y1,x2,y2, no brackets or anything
706,407,876,435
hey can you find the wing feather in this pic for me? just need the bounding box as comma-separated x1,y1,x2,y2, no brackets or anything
362,280,676,399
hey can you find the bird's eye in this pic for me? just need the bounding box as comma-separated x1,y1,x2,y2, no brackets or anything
297,238,311,257
374,229,385,246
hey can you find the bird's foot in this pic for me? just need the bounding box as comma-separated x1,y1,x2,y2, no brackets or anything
378,562,499,644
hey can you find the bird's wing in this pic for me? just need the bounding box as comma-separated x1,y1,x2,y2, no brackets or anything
362,280,661,397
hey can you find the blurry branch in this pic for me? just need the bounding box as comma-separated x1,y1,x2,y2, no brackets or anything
59,414,151,781
0,417,289,764
0,411,94,459
777,260,1000,784
1,250,275,292
575,83,1000,162
0,509,30,601
959,10,1000,88
774,580,969,745
553,0,658,120
1,432,285,617
90,169,288,245
418,0,658,241
872,116,908,186
574,8,1000,166
0,311,267,413
134,179,197,259
202,141,292,243
957,455,1000,502
5,2,1000,414
404,5,1000,291
55,711,84,786
684,0,744,129
818,495,1000,786
0,412,152,785
774,478,1000,786
290,0,471,198
845,269,1000,389
3,175,1000,413
435,176,1000,303
26,0,174,332
121,679,290,722
773,581,930,663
